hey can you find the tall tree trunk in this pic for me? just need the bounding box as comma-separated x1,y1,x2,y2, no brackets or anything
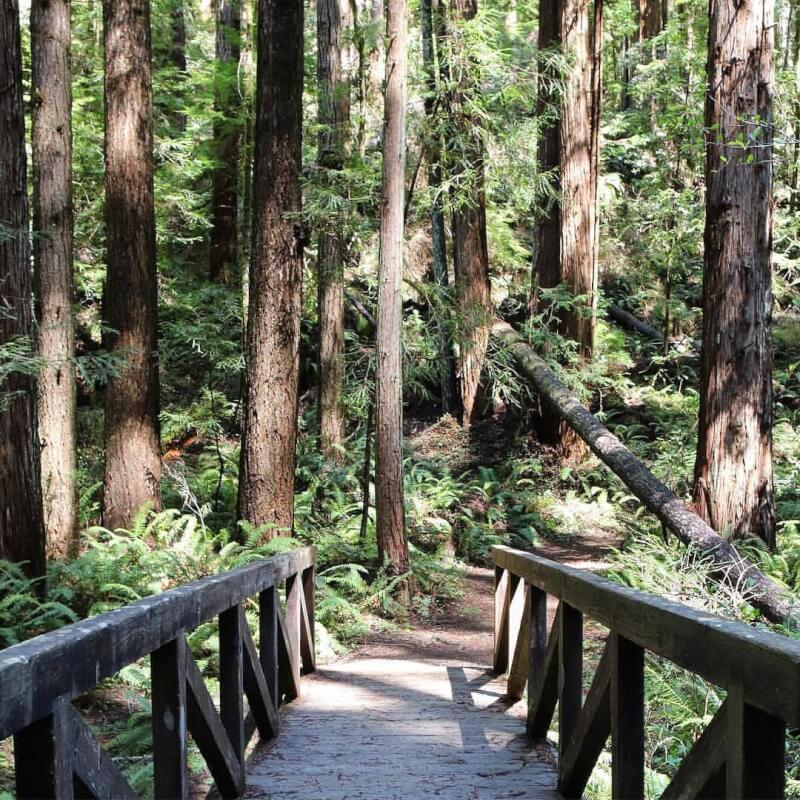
102,0,162,531
421,0,459,416
238,0,304,535
317,0,351,461
0,0,46,577
32,0,78,557
532,0,602,459
209,0,242,285
448,0,492,426
170,0,187,131
375,0,411,591
693,0,775,547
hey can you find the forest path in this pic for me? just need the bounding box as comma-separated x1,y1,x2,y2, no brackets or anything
244,568,560,799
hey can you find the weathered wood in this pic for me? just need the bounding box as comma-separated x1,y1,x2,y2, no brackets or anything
493,546,800,726
507,573,524,676
726,684,785,800
0,547,315,740
242,615,279,740
558,603,583,761
527,585,548,732
661,700,727,800
299,568,316,675
611,633,644,800
285,575,302,689
528,604,562,739
493,566,510,673
71,707,138,800
151,636,189,800
507,584,530,700
301,565,316,673
492,320,793,625
259,585,280,708
14,696,74,800
185,642,243,798
218,605,245,781
558,641,611,798
277,603,300,703
607,303,664,342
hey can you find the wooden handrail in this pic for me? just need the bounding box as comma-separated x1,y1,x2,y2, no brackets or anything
493,545,794,799
1,545,317,799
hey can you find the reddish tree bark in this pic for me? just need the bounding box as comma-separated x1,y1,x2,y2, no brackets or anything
448,0,492,426
102,0,162,531
532,0,602,460
317,0,352,460
238,0,304,535
0,0,46,577
693,0,776,547
32,0,78,557
375,0,411,590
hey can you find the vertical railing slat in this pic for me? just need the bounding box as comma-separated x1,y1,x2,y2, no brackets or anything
259,584,280,709
558,602,583,762
219,604,245,782
611,632,644,800
14,695,74,799
527,584,548,735
285,573,302,691
301,564,316,674
493,566,510,673
151,635,189,800
726,683,785,799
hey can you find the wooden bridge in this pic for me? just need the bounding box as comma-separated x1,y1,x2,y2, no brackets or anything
1,544,798,799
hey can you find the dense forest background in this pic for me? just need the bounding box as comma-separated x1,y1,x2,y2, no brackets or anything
2,0,800,794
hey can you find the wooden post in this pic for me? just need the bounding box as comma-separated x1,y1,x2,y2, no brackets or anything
611,633,644,800
559,602,583,761
14,696,74,799
260,584,280,707
527,585,548,734
151,636,189,800
727,683,785,799
285,574,302,690
494,566,510,673
507,573,525,673
301,564,316,674
219,605,245,779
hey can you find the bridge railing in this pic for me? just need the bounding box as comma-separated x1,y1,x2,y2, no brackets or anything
492,544,800,800
0,545,316,799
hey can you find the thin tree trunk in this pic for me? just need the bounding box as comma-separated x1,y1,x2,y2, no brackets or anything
375,0,411,591
238,0,304,535
209,0,242,285
317,0,351,460
102,0,162,531
693,0,776,547
0,0,46,577
448,0,492,427
360,400,374,540
421,0,458,416
532,0,602,460
170,0,187,131
32,0,78,557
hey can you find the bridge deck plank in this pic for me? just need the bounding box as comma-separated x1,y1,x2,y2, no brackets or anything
245,657,559,799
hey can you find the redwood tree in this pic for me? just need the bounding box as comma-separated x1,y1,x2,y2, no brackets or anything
448,0,492,426
693,0,776,547
102,0,162,530
375,0,411,588
317,0,351,460
209,0,241,285
0,0,46,576
238,0,304,534
32,0,78,557
533,0,602,457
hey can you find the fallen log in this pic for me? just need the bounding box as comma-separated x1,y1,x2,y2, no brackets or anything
607,303,664,342
493,320,795,625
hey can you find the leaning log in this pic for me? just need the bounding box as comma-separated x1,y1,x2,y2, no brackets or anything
607,303,664,342
493,320,795,625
